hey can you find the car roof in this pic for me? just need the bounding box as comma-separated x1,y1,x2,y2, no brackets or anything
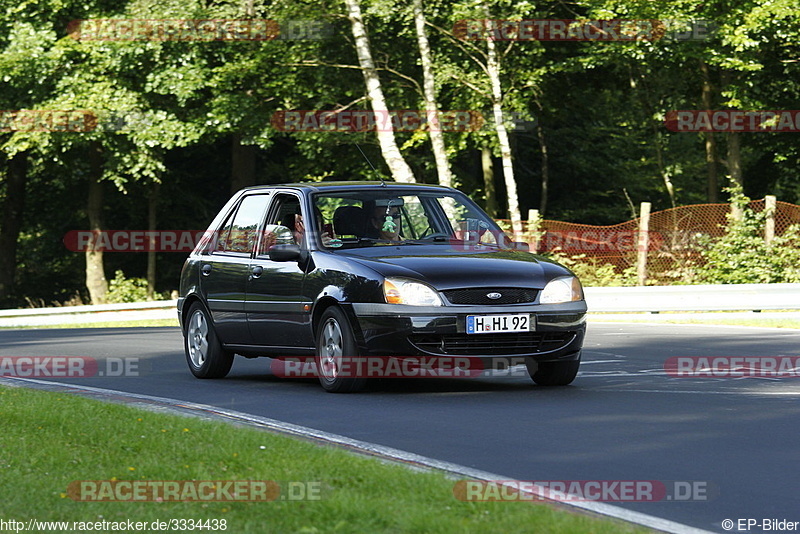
239,181,457,194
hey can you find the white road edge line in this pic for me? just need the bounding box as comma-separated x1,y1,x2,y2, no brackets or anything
1,376,715,534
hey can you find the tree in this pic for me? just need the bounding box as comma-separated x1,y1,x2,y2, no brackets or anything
412,0,453,187
0,6,63,304
482,10,523,237
425,0,543,235
1,0,207,302
0,154,26,305
343,0,416,182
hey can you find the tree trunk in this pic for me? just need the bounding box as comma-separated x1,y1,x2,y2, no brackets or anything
86,144,108,304
536,119,550,216
719,70,744,218
629,70,676,208
727,131,744,220
147,182,160,300
483,17,522,237
344,0,416,183
413,0,452,187
652,122,676,209
231,134,257,193
700,59,719,202
243,0,254,17
481,147,497,218
0,153,27,306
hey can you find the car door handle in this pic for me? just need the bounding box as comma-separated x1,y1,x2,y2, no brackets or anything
251,265,263,278
201,264,212,276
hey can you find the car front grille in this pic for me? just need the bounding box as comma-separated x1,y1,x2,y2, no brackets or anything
443,288,538,305
408,331,576,356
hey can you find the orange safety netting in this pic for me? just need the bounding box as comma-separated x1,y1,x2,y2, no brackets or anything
498,199,800,284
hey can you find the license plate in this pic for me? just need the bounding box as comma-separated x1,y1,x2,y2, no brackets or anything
466,314,532,334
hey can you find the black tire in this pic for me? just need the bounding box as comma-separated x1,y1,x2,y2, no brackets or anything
527,353,580,386
183,303,234,379
315,307,367,393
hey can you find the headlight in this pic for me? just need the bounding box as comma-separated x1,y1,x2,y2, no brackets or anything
540,276,584,304
383,278,443,306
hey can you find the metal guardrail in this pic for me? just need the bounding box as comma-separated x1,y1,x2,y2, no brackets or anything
0,300,179,327
1,284,799,326
583,283,800,313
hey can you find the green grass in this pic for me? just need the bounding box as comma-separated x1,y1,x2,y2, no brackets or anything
590,314,800,329
0,318,180,329
0,385,648,533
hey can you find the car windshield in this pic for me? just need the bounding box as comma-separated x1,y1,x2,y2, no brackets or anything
312,189,508,249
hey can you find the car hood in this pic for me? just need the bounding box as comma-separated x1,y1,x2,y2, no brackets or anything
336,245,566,290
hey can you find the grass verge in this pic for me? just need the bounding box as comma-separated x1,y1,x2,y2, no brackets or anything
590,314,800,329
0,384,648,533
0,318,180,329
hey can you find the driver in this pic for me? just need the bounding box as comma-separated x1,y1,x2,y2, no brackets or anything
293,212,335,246
369,206,402,242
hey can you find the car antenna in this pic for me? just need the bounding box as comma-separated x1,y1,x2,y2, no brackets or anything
356,144,386,187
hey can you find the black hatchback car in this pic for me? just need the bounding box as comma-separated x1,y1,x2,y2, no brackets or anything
178,182,586,392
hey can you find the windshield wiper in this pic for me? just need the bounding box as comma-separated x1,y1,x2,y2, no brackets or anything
337,236,379,247
338,237,416,247
402,239,445,245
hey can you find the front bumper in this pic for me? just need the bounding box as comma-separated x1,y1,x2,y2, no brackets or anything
349,302,586,362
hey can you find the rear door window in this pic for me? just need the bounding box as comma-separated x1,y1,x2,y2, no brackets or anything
214,194,271,255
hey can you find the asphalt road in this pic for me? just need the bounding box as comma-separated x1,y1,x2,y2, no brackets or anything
2,322,799,533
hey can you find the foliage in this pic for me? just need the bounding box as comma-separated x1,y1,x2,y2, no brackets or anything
3,0,800,306
545,251,638,287
106,270,162,303
691,192,800,284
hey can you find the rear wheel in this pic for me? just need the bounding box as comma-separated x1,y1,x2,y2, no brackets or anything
184,303,234,379
527,353,580,386
316,307,367,393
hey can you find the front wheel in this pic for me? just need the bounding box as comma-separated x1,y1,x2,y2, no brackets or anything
527,353,580,386
316,307,367,393
184,303,234,379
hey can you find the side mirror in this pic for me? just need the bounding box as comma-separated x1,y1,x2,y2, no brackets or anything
268,244,302,262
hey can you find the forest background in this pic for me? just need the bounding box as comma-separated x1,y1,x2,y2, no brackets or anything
1,0,797,307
